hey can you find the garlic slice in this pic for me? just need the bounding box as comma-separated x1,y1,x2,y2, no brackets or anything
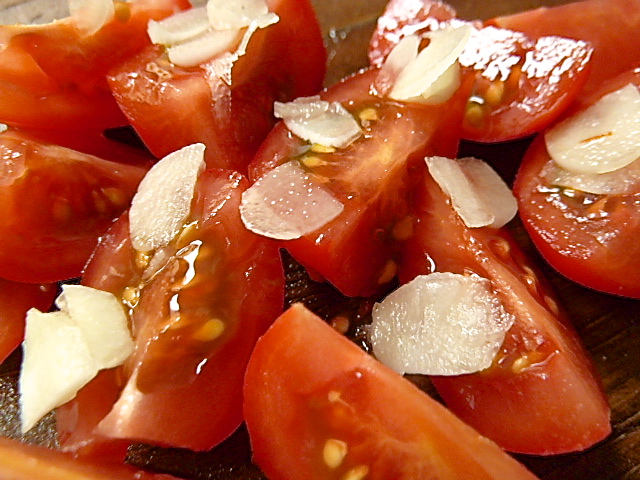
240,160,344,240
274,96,362,149
129,143,206,253
147,7,211,46
546,83,640,175
426,156,517,229
389,24,472,103
368,272,514,376
68,0,114,35
166,28,242,68
207,0,278,30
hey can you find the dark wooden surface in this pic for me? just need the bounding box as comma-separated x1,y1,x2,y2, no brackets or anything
0,0,638,479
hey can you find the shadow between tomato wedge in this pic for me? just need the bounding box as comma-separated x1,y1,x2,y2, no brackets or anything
57,169,284,453
244,303,539,480
398,169,611,455
248,67,469,297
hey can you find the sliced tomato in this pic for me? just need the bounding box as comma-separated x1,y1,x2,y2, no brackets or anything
0,435,178,480
248,67,469,297
0,0,189,132
398,169,611,454
513,70,640,298
368,0,593,143
489,0,640,98
244,303,539,480
57,169,284,452
107,0,326,174
0,129,148,283
0,278,56,363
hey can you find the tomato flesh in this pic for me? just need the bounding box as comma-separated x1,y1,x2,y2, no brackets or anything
107,0,326,174
244,303,539,480
57,169,284,452
399,170,611,454
248,67,469,297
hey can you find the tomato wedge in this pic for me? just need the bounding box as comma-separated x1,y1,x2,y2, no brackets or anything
0,0,189,132
398,169,611,454
244,303,539,480
514,70,640,298
107,0,326,174
0,129,148,283
57,169,284,452
248,67,469,297
368,0,593,143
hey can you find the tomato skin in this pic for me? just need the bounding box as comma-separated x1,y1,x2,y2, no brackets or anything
107,0,326,174
0,0,189,132
0,278,56,363
368,0,593,144
0,129,148,283
244,303,539,480
58,169,285,452
399,171,611,454
489,0,640,98
248,68,469,297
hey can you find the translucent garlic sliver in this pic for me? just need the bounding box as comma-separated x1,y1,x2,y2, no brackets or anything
274,96,362,149
167,28,242,68
207,0,277,30
368,272,514,376
545,83,640,174
147,7,211,46
129,143,206,253
68,0,114,35
426,156,517,229
0,124,7,134
240,160,344,240
389,24,472,102
543,158,640,195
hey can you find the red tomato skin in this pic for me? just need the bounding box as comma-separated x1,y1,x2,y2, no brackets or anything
107,0,326,175
248,68,469,297
513,70,640,298
368,0,593,143
399,172,611,455
244,303,539,480
0,435,178,480
0,129,148,283
489,0,640,98
0,279,56,363
58,170,285,452
0,0,189,132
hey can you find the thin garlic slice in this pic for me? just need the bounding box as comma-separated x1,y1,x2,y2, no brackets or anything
68,0,114,34
206,0,277,30
369,272,514,376
147,7,211,46
129,143,206,253
274,96,362,149
546,83,640,175
426,156,517,229
240,160,344,240
167,28,242,68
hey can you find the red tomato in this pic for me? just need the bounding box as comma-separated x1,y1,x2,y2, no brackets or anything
248,67,469,297
0,0,189,132
57,169,284,452
514,70,640,298
0,278,56,363
368,0,593,143
244,303,539,480
0,435,178,480
489,0,640,98
399,170,611,454
0,129,148,283
107,0,326,174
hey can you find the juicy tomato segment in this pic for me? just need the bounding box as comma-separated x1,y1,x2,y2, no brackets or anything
107,0,326,174
0,278,56,363
0,0,189,131
0,129,148,283
248,67,469,297
368,0,593,143
489,0,640,98
57,169,285,452
244,303,539,480
513,69,640,298
399,171,611,454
